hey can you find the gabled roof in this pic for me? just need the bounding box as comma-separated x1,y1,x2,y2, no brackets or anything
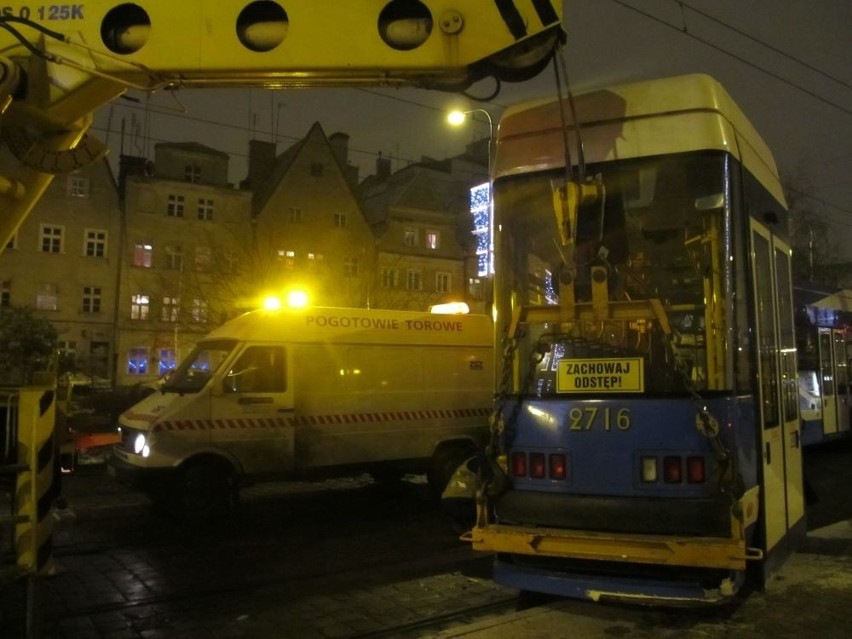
154,141,230,158
252,122,356,216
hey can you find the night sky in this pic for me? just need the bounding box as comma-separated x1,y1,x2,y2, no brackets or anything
91,0,852,257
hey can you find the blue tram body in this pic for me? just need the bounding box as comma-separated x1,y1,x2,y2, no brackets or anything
465,75,807,604
795,286,851,446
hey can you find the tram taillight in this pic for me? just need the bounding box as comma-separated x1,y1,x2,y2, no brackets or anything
510,451,568,480
663,456,683,483
686,456,706,483
549,453,567,480
642,454,706,484
511,452,527,477
530,453,546,478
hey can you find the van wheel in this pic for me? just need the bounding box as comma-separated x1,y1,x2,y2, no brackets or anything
177,460,237,520
428,445,472,497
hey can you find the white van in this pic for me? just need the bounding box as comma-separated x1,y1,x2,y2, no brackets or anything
108,306,494,517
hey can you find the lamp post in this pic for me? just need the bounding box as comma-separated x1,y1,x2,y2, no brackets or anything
448,108,496,291
447,108,494,178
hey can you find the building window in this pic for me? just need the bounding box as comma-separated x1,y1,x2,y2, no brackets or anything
36,283,59,311
381,268,399,289
426,231,440,250
184,164,201,183
158,349,177,376
333,212,347,228
436,272,451,293
5,234,16,251
277,249,296,270
289,207,303,223
162,296,180,322
82,286,102,313
165,245,183,270
192,298,209,323
197,198,214,220
468,277,483,300
167,194,185,217
132,243,153,268
307,252,324,272
195,246,212,272
310,162,324,177
127,348,149,376
84,229,107,257
131,294,150,320
223,249,238,274
68,175,90,198
343,257,359,277
406,270,422,291
403,228,417,248
40,225,63,254
0,280,9,307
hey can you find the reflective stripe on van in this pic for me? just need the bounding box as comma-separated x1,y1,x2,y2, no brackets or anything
150,407,491,432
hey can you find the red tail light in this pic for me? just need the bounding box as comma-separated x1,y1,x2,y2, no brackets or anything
529,452,546,478
549,453,567,480
687,455,706,483
511,452,527,477
663,456,682,483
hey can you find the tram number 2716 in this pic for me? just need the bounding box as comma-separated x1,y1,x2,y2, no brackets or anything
568,407,632,431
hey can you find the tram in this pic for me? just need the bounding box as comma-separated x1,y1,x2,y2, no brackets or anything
466,74,805,603
795,285,851,446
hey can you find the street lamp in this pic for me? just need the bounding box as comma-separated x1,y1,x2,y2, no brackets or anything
446,108,494,175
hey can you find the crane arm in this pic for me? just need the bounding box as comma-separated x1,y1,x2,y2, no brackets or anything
0,1,564,247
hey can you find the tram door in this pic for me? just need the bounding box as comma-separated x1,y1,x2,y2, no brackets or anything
751,223,805,551
821,329,851,436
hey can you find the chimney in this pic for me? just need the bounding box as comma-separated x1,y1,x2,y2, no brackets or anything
375,152,391,180
246,139,277,187
329,132,350,166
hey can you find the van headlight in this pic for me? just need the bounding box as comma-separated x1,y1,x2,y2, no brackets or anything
133,433,151,457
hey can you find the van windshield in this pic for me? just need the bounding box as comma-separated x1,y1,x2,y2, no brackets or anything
163,339,237,394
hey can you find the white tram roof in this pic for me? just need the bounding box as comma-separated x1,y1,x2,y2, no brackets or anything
495,74,785,207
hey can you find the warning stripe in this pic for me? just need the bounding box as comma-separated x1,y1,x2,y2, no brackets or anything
151,408,491,432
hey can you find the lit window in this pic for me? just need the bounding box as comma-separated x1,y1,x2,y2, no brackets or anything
197,198,214,220
162,296,180,322
307,252,324,271
131,294,150,320
82,286,102,313
403,228,417,247
426,231,439,250
36,283,59,311
40,225,63,254
192,298,209,323
436,272,451,293
68,175,90,198
468,277,483,300
158,349,177,376
84,229,107,257
167,194,185,217
406,270,422,291
132,243,153,268
127,348,149,375
277,249,296,269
